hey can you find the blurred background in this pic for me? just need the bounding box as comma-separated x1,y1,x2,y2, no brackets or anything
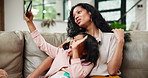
0,0,147,33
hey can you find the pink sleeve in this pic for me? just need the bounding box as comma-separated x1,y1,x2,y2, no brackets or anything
31,30,60,58
70,58,94,78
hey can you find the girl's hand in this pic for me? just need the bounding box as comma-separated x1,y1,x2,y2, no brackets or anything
71,36,88,49
24,11,36,32
71,36,88,58
24,11,34,23
112,29,124,43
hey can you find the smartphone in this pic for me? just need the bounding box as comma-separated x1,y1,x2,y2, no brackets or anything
26,1,32,18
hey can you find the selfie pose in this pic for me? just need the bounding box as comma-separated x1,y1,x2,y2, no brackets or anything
25,11,99,78
25,3,124,78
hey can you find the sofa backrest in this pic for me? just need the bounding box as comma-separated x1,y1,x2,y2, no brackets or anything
24,30,148,78
120,31,148,78
1,30,148,78
23,31,67,78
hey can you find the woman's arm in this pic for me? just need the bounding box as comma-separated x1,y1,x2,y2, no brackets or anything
107,29,125,75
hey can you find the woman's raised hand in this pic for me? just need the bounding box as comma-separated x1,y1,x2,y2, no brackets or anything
112,29,125,43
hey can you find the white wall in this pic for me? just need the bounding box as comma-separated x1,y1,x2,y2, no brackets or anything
126,0,148,31
4,0,94,33
135,0,147,30
126,0,137,30
5,0,148,32
146,0,148,30
4,0,67,33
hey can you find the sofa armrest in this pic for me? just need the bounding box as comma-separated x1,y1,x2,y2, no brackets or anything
0,31,24,78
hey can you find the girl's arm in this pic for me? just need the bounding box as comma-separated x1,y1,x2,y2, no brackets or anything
24,11,36,32
30,30,60,56
70,36,93,78
58,41,68,48
24,11,59,57
24,12,58,78
27,39,67,78
27,57,53,78
70,58,94,78
107,29,124,75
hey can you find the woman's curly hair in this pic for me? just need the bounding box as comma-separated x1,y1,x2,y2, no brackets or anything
67,3,112,37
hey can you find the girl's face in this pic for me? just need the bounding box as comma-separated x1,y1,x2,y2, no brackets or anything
73,6,92,28
68,34,86,57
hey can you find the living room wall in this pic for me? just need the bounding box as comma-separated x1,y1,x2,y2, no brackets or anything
4,0,67,33
4,0,148,33
4,0,94,33
135,0,147,30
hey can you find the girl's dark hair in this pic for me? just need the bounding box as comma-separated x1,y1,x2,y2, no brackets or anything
67,3,112,37
63,32,99,66
63,42,70,50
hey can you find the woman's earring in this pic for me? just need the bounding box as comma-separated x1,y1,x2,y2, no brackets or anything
90,14,93,22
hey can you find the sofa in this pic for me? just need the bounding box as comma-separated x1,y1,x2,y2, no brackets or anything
0,30,148,78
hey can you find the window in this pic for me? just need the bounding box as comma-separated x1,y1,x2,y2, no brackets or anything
63,0,71,21
95,0,126,25
24,0,57,20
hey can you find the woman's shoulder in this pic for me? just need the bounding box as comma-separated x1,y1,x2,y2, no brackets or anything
101,32,117,46
99,32,117,44
102,32,115,39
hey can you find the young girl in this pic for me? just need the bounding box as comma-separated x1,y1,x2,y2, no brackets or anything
25,12,99,78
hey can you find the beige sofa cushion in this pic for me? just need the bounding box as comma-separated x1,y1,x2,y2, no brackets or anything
23,31,67,77
0,31,24,78
120,31,148,78
23,31,48,78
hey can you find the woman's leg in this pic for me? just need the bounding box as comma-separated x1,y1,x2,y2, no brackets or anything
90,75,121,78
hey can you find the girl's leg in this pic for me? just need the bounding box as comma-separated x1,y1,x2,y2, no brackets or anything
0,69,8,78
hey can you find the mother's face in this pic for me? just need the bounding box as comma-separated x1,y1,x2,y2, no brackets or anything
73,6,92,28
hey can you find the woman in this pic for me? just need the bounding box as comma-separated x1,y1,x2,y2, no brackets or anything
25,3,124,78
67,3,124,78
